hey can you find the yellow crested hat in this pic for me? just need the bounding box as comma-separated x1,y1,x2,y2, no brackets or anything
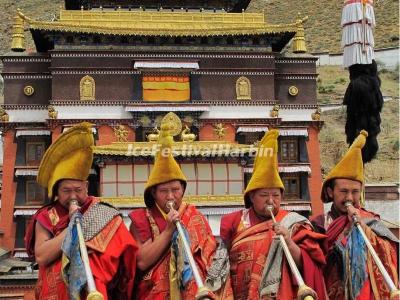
244,129,284,208
144,122,187,207
321,130,368,203
37,122,94,199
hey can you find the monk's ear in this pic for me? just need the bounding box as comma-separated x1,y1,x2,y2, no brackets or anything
326,186,334,199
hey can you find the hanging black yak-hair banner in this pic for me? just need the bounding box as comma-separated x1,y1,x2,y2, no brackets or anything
341,0,383,163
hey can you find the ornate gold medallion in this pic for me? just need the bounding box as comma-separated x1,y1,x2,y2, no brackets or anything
23,85,34,96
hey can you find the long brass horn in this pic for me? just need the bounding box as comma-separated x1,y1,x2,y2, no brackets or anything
345,202,400,299
167,201,212,300
266,205,315,300
70,200,104,300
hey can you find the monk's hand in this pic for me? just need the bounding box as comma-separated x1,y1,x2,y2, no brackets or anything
346,205,361,224
273,223,291,243
166,209,179,230
68,199,80,219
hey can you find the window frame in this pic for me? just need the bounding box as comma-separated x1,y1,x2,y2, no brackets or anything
282,175,301,199
25,141,46,166
279,138,299,163
25,179,46,205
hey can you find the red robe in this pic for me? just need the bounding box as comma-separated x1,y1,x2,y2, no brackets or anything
314,208,399,300
129,203,233,300
25,196,138,300
220,208,327,300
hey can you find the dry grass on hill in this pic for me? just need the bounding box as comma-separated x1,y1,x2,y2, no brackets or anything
319,99,399,183
317,65,399,104
248,0,399,53
318,64,399,183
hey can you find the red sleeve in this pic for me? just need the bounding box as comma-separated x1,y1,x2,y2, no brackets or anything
292,224,328,300
89,221,138,300
220,211,242,246
301,249,327,300
129,208,152,243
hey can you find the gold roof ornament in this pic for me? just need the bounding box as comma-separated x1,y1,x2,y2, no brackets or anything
293,13,308,53
16,9,298,38
180,125,196,142
48,105,58,120
0,106,10,122
146,127,160,142
161,112,182,137
11,9,25,52
311,107,322,121
270,104,280,118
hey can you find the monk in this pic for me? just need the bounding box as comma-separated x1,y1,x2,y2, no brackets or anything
25,123,138,300
129,122,232,300
220,129,327,300
312,130,399,299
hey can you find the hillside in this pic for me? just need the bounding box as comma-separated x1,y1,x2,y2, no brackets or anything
248,0,399,53
0,0,398,56
317,64,399,183
320,99,399,183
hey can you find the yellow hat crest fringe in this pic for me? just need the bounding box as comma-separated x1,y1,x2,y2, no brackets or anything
243,129,284,208
37,122,94,199
144,122,187,207
321,130,368,203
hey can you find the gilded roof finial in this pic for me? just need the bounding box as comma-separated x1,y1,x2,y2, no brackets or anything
293,13,308,53
0,106,10,122
11,9,25,52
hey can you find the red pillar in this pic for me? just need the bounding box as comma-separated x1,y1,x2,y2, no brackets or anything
306,126,324,216
51,125,62,143
0,129,17,250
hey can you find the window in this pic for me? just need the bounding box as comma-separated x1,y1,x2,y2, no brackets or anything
236,132,263,145
280,138,298,162
26,142,45,165
15,218,27,248
26,180,46,204
100,162,244,197
282,176,300,199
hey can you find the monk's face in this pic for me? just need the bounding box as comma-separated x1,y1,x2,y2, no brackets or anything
328,178,362,214
56,179,89,209
250,188,282,218
152,180,184,213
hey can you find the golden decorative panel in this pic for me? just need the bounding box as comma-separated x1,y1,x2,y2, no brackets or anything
236,76,251,100
80,75,95,101
213,123,227,139
114,125,129,142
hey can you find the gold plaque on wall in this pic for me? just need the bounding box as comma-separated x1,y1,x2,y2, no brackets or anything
236,76,251,100
23,85,34,96
80,75,95,101
288,86,299,96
